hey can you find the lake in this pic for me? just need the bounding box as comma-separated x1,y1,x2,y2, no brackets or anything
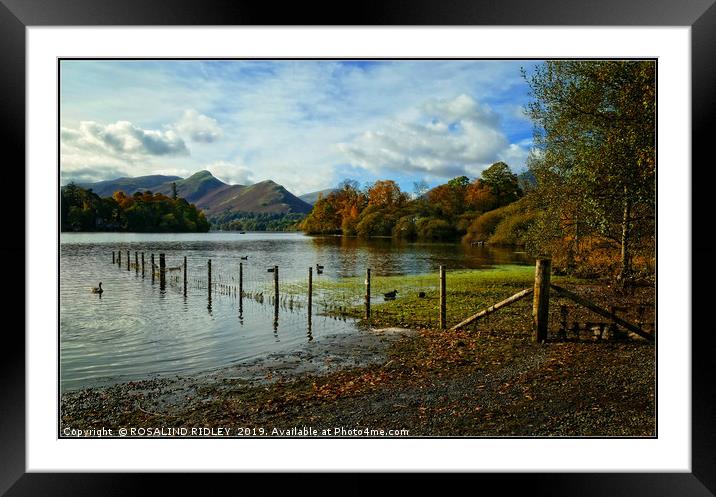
60,232,531,392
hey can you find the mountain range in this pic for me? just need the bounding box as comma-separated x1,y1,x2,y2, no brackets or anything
298,188,337,205
78,171,319,218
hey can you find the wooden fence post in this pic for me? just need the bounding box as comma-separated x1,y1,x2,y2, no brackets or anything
365,268,371,319
239,262,243,296
308,266,313,325
141,252,145,276
274,265,279,303
183,256,187,295
559,304,568,338
134,251,138,273
112,251,115,264
150,254,155,283
439,265,447,329
127,251,130,271
208,259,212,295
118,250,121,266
159,253,166,288
533,258,551,343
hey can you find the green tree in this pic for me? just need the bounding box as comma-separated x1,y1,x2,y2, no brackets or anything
480,162,522,206
524,60,655,281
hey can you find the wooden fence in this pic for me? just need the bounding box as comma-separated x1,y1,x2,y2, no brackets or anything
108,252,653,342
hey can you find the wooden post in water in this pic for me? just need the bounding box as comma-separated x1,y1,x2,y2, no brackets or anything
159,253,166,289
118,250,121,266
365,268,371,320
207,259,212,295
238,262,244,319
141,252,145,276
126,251,130,271
183,256,187,295
239,262,243,297
532,258,551,343
439,265,447,329
274,265,279,303
308,266,313,326
151,254,155,283
134,251,139,273
112,251,115,264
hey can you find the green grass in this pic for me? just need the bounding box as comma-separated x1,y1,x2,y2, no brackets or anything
304,265,585,329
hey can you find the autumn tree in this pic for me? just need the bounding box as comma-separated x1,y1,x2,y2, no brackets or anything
524,60,655,281
367,180,408,209
465,179,497,212
428,176,470,219
61,185,209,233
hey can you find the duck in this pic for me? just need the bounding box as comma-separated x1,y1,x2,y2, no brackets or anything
240,256,248,260
383,289,398,300
316,264,324,270
91,282,104,294
316,267,323,275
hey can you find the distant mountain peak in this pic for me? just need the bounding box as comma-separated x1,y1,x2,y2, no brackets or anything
76,170,312,218
188,170,215,179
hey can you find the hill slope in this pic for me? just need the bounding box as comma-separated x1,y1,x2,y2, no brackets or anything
299,188,337,206
78,175,181,198
75,171,312,216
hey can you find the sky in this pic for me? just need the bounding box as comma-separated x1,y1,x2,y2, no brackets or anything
60,59,541,196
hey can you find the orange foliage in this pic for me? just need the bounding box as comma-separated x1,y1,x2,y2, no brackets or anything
367,180,407,208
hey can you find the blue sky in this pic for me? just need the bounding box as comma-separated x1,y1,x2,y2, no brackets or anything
60,59,540,195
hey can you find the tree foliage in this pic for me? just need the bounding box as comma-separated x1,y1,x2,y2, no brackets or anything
523,60,655,280
211,212,305,232
300,162,524,241
61,183,210,232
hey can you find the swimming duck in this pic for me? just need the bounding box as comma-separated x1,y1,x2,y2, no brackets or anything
91,282,103,294
240,256,248,260
383,289,398,300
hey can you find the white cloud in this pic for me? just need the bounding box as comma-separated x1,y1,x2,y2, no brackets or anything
60,119,190,183
338,94,527,179
497,143,530,169
204,161,254,185
174,109,222,143
64,120,187,157
422,94,499,125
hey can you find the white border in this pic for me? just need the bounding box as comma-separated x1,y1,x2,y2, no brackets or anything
27,27,690,472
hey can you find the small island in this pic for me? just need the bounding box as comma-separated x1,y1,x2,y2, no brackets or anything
60,182,210,232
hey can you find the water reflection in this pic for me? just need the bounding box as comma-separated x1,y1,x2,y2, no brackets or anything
238,295,244,324
309,236,531,277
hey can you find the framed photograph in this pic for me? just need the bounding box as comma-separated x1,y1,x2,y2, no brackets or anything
5,0,714,494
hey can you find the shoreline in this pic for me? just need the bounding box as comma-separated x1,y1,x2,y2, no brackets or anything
61,327,417,426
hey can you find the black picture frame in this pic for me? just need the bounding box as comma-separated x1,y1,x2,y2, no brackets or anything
3,0,713,495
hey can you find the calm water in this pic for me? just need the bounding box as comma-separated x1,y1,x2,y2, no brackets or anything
60,232,531,392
